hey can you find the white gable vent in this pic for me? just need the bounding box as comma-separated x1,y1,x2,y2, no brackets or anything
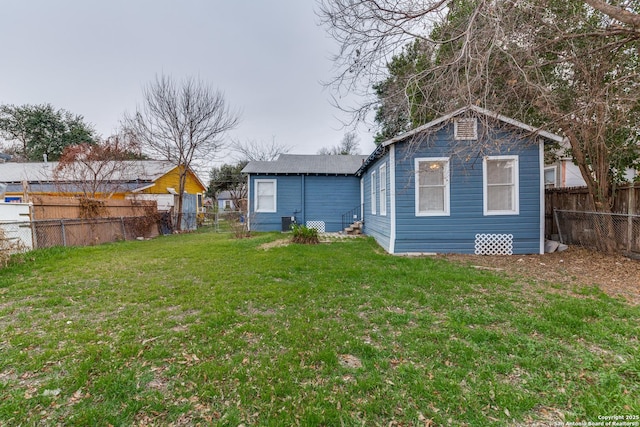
474,233,513,255
454,118,478,140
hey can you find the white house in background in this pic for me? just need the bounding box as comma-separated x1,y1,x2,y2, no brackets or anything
545,143,638,188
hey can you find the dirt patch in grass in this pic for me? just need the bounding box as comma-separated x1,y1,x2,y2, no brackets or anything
439,246,640,305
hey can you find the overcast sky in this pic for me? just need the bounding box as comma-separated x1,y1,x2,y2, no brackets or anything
0,0,377,165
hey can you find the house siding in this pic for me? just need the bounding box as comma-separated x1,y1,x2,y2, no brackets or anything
142,166,205,195
248,174,360,232
362,156,392,251
361,122,543,254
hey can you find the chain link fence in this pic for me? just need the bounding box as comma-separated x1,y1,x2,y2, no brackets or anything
554,209,640,254
0,216,161,252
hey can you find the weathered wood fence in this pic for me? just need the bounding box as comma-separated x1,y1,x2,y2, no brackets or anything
27,196,159,249
545,184,640,253
545,185,639,235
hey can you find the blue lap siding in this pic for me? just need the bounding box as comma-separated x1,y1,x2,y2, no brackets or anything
361,121,545,255
248,174,361,232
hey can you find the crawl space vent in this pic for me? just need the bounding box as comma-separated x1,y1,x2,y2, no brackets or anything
474,233,513,255
306,221,325,233
454,118,478,140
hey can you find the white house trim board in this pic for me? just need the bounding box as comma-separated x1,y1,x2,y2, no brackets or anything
379,165,386,216
414,157,451,217
539,142,545,254
389,145,396,254
483,155,519,216
380,105,565,149
371,171,377,215
246,174,251,230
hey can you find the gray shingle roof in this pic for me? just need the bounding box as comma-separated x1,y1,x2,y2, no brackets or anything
242,154,368,175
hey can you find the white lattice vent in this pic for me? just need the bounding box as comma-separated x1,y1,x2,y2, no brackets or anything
306,221,325,233
474,233,513,255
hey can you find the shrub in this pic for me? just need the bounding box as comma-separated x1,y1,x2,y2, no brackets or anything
291,224,319,244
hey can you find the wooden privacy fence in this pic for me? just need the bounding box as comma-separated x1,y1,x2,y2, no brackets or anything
27,196,160,249
30,195,156,220
545,184,640,254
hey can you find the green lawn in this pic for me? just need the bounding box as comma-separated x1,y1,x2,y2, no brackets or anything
1,231,638,426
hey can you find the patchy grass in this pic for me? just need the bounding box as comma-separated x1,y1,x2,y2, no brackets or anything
0,231,638,426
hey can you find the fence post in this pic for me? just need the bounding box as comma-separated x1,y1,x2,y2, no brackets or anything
629,187,636,253
60,219,67,247
121,216,127,240
553,209,563,244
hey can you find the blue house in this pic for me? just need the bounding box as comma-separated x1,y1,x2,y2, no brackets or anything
242,154,367,232
243,106,564,255
357,105,563,255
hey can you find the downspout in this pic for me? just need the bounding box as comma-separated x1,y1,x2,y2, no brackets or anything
360,176,364,224
300,174,305,225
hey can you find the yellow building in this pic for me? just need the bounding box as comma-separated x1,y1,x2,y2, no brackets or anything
0,160,207,216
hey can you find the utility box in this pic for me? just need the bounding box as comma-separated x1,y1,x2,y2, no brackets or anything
281,216,295,232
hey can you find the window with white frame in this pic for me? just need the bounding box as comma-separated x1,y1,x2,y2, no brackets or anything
544,166,557,188
415,157,450,216
255,179,276,213
484,156,519,215
371,171,377,215
379,164,387,216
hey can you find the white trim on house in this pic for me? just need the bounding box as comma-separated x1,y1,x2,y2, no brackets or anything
483,155,519,216
539,141,545,254
371,171,377,215
379,164,387,216
389,145,397,254
254,179,277,213
360,177,364,222
414,157,450,217
246,175,251,230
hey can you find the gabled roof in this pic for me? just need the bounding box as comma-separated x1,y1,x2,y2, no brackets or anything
356,105,566,176
242,154,368,175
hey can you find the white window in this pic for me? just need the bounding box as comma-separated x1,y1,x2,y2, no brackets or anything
484,156,519,215
544,166,557,188
255,179,276,213
415,157,450,216
224,200,232,210
379,164,387,216
371,171,377,215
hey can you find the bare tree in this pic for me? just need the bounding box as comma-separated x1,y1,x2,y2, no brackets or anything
53,134,144,199
317,132,360,155
318,0,640,214
124,75,240,230
232,137,291,162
